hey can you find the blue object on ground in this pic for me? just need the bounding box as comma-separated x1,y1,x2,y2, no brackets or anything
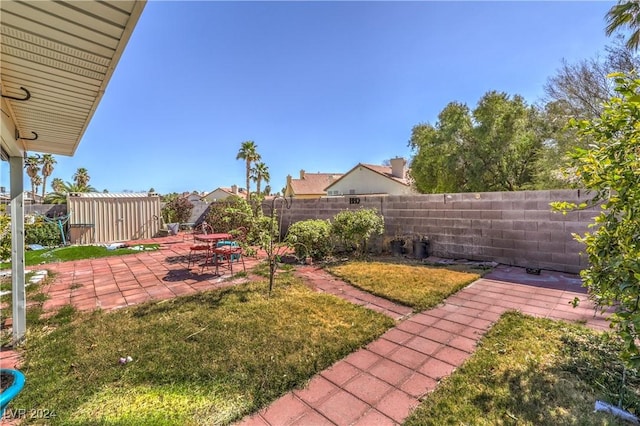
0,369,26,416
27,244,44,251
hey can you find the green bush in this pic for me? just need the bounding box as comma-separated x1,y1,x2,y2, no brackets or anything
25,217,62,247
285,219,332,260
206,196,255,232
331,208,384,256
0,206,10,260
161,196,193,224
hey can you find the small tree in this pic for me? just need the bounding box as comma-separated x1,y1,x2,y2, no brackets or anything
552,72,640,367
331,208,384,257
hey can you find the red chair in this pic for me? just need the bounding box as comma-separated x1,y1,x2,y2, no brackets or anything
212,243,245,275
187,222,213,269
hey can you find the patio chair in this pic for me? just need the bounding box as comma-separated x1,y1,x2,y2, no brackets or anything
187,221,213,269
211,239,245,275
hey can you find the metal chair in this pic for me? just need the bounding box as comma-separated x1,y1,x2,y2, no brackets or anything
212,239,245,275
187,222,212,269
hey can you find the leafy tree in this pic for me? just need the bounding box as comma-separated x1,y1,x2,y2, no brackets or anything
39,154,56,199
544,38,639,121
409,92,542,193
606,0,640,51
236,141,261,201
539,38,640,188
552,72,640,367
24,154,41,202
73,167,90,187
408,102,471,193
251,161,270,199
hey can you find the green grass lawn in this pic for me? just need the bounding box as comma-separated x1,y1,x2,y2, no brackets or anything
0,244,159,269
11,272,394,425
326,261,482,311
405,311,640,426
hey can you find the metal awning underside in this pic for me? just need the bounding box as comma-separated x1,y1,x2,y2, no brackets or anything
0,0,146,156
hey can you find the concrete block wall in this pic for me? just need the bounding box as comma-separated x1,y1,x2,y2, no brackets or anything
271,189,598,274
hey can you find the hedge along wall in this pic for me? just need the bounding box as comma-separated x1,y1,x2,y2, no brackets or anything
270,189,598,274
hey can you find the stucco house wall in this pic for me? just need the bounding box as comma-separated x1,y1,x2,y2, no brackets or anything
326,166,413,196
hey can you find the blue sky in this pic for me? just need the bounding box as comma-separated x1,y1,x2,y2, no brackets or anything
8,0,618,195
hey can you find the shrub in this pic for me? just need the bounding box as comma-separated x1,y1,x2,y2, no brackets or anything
0,206,10,260
161,196,193,224
331,208,384,256
25,216,62,247
285,219,332,260
205,196,256,236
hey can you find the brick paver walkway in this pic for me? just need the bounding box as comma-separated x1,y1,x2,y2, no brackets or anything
238,265,610,426
0,238,612,425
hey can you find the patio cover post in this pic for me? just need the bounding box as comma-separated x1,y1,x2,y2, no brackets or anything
9,155,26,343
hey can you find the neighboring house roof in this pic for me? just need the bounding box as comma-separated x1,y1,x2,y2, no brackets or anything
325,163,411,191
203,186,247,199
287,172,344,197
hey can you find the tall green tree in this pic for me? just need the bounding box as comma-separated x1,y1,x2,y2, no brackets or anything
408,102,472,193
24,154,41,202
39,154,56,199
73,167,90,187
236,141,261,201
409,91,542,193
251,161,270,198
539,38,640,188
552,72,640,367
606,0,640,51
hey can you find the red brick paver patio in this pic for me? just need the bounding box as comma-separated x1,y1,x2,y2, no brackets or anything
0,237,612,425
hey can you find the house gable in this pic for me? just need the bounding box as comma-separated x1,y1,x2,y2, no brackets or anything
325,162,414,196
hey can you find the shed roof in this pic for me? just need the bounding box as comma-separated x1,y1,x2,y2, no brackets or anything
68,192,157,198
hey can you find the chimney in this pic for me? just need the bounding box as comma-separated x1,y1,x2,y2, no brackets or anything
231,184,238,194
299,169,306,179
390,157,406,179
286,175,292,185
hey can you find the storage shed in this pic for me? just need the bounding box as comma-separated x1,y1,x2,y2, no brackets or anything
67,192,161,244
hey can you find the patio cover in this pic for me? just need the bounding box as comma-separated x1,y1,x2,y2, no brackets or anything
0,0,147,342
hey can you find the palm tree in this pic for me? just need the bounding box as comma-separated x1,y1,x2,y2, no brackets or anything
51,177,64,193
236,141,261,201
251,161,270,197
43,181,96,204
73,167,90,187
39,154,57,199
32,175,42,201
24,154,41,202
606,0,640,50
